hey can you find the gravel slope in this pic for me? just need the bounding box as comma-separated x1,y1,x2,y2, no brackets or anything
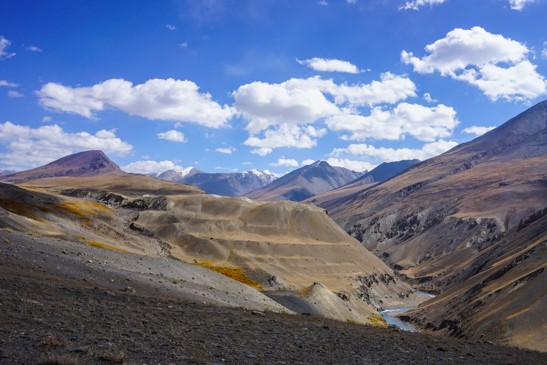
1,230,545,365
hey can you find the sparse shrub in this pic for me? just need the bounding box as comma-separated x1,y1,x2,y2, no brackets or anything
39,353,80,365
40,333,69,348
97,350,126,364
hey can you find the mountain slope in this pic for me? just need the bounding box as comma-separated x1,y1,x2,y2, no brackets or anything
179,169,277,196
308,160,419,208
1,150,124,183
153,167,201,182
406,209,547,352
313,100,547,350
246,161,362,202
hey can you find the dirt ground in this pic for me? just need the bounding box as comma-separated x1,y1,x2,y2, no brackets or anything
1,231,545,365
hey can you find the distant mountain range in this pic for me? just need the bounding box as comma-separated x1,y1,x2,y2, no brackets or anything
151,168,277,197
246,160,363,202
1,150,124,183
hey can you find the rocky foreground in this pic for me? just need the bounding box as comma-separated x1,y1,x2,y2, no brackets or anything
1,231,545,365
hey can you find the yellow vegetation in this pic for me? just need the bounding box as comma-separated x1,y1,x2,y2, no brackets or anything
0,199,45,221
55,201,110,225
367,314,388,328
80,237,130,253
195,261,262,290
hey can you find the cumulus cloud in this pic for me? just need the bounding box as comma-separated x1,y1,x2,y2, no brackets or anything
509,0,536,10
301,159,316,166
0,80,18,87
271,157,299,167
157,130,186,143
400,0,446,11
297,58,360,74
462,125,496,136
216,146,236,154
326,158,376,172
331,139,458,162
123,160,184,174
0,121,132,169
402,27,546,101
166,24,176,30
0,36,15,60
234,74,416,134
423,92,436,103
327,103,458,142
245,124,326,155
37,78,235,127
7,90,23,98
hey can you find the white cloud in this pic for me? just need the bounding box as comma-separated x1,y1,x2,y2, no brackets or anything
462,126,496,136
42,116,53,123
25,45,42,52
319,0,328,6
179,42,188,48
542,42,547,59
298,58,360,74
402,27,546,101
400,0,446,11
331,139,458,162
123,160,184,174
245,124,326,156
234,74,416,134
509,0,536,10
0,80,18,87
0,36,15,60
234,77,339,134
271,157,299,167
0,121,132,169
327,103,458,142
216,146,236,154
7,90,23,98
37,78,235,127
166,24,176,31
326,158,376,172
423,92,437,103
157,130,187,143
301,159,316,166
347,0,358,4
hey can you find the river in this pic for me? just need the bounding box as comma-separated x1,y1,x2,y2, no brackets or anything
380,291,436,332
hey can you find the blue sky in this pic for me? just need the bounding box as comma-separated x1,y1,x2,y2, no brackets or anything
1,0,546,175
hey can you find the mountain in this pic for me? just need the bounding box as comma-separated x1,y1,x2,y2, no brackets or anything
308,160,419,207
1,150,123,183
246,161,363,202
171,169,278,197
152,167,202,182
313,100,547,350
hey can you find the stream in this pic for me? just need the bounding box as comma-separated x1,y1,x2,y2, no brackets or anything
380,291,436,332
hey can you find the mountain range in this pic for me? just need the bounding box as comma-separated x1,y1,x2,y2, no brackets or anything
246,160,363,202
312,99,547,350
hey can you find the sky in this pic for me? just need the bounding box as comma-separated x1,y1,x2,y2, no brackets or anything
0,0,546,175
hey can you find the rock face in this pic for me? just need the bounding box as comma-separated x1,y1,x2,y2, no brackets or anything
178,169,278,197
1,150,123,183
407,209,547,352
246,161,363,202
313,100,547,350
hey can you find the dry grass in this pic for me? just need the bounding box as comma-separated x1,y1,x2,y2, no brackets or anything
40,333,69,348
196,261,262,290
97,350,126,364
39,353,80,365
55,201,110,225
79,237,130,253
0,199,46,221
